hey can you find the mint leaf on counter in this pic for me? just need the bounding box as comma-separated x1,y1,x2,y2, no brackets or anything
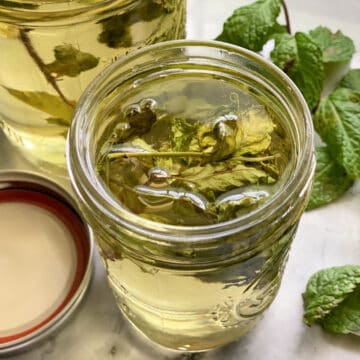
307,146,353,210
313,88,360,179
339,69,360,92
308,26,355,63
216,0,283,52
271,32,324,110
321,290,360,334
303,266,360,334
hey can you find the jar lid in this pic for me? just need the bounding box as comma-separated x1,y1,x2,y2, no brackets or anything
0,171,93,356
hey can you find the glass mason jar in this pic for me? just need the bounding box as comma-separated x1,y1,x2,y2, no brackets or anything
67,41,315,351
0,0,186,173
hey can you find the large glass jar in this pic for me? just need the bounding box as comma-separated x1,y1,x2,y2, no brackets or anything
0,0,186,173
67,41,315,351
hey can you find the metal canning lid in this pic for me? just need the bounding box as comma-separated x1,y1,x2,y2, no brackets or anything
0,170,93,356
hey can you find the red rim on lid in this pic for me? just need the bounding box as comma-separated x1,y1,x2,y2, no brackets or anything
0,171,93,356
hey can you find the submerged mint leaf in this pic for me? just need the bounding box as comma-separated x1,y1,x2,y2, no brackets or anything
314,88,360,179
307,146,353,210
214,191,269,222
45,45,99,77
178,160,274,196
152,0,176,13
216,0,283,52
303,266,360,332
271,32,324,110
171,117,198,152
339,69,360,92
308,26,355,63
98,15,132,48
3,87,74,124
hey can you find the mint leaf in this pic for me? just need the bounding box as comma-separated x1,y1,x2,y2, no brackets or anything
307,146,353,210
98,15,132,48
271,32,324,110
303,265,360,326
314,88,360,179
179,160,274,195
3,87,74,124
309,26,355,63
321,290,360,334
339,69,360,92
216,0,282,52
45,45,99,78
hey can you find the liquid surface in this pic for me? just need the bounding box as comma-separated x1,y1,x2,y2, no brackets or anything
0,202,76,337
97,75,292,225
0,0,186,169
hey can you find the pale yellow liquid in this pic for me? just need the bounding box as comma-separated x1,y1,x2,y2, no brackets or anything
93,73,296,350
97,224,296,351
0,0,186,171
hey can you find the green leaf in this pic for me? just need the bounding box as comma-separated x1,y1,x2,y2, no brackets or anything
45,45,99,78
3,87,74,124
321,290,360,334
339,69,360,92
98,15,133,48
307,146,353,210
46,118,69,137
313,88,360,179
308,26,355,63
0,0,37,9
171,117,198,152
271,32,324,110
213,191,269,222
152,0,176,13
187,105,275,161
303,265,360,326
216,0,282,52
179,160,274,195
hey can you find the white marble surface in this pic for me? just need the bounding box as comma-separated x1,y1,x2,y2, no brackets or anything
1,1,360,359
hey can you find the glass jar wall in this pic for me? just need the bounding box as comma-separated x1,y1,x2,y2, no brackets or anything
0,0,186,174
67,41,315,351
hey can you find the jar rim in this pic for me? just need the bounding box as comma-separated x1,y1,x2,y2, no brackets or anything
68,40,315,242
0,0,133,24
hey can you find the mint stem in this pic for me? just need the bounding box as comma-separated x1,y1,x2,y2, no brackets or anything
108,150,279,162
19,29,75,108
108,151,205,159
281,0,291,34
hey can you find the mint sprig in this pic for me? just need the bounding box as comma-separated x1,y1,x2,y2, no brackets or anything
216,0,283,52
271,32,324,110
303,266,360,334
218,0,359,210
307,146,353,210
309,26,355,63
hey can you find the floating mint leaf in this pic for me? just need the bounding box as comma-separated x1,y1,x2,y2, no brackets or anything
271,32,324,110
45,45,99,78
308,26,355,63
216,0,283,52
303,266,360,334
314,88,360,179
3,87,74,124
339,69,360,92
307,146,353,210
